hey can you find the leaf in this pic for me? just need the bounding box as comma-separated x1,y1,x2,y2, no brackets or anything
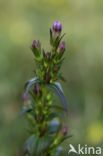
54,147,63,156
57,57,65,65
47,112,63,121
25,77,38,90
36,135,52,155
58,33,66,45
24,135,53,155
61,135,72,143
25,77,42,94
19,106,33,117
53,82,68,112
56,73,66,82
46,82,68,112
50,29,53,45
54,33,66,50
51,104,65,112
29,91,36,105
42,49,45,57
54,82,63,93
24,134,39,155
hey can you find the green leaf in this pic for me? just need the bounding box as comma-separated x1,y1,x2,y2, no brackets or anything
47,112,63,121
24,134,39,155
36,135,52,155
24,135,53,156
56,73,66,82
50,29,53,45
42,49,45,58
46,82,68,112
25,77,38,90
54,82,63,92
51,104,65,112
25,77,43,94
54,33,66,50
61,135,72,143
54,82,68,112
19,106,33,117
58,33,66,45
53,36,59,51
54,147,63,156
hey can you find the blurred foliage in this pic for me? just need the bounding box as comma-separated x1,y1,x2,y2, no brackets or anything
0,0,103,155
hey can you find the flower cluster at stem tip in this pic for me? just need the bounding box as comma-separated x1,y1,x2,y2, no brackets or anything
31,21,66,84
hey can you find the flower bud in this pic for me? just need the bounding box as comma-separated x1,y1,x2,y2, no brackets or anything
53,21,62,33
45,52,51,60
34,84,40,94
52,21,62,40
61,126,68,135
58,42,66,53
32,40,41,59
54,65,58,72
22,93,29,102
57,42,66,59
32,40,39,49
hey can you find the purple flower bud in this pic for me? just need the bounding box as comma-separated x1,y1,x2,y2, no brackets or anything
32,40,39,49
22,93,29,102
54,65,58,72
61,126,68,135
58,42,66,53
53,21,62,33
34,84,40,94
45,52,51,59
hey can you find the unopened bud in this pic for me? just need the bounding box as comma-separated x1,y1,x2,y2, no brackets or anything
34,84,40,94
52,21,62,39
54,65,58,72
58,42,66,53
53,21,62,33
61,126,68,135
32,40,41,59
32,40,39,49
45,52,51,60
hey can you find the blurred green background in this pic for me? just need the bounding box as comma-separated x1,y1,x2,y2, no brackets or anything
0,0,103,155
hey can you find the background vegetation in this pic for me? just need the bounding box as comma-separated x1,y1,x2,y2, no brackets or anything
0,0,103,155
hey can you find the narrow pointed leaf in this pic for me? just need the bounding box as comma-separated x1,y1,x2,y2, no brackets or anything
25,77,41,94
47,112,63,121
51,104,65,112
50,28,53,45
19,106,33,117
54,147,63,156
46,82,68,112
61,135,72,142
24,134,39,155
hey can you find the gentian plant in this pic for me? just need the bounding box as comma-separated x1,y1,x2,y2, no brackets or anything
21,21,71,156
